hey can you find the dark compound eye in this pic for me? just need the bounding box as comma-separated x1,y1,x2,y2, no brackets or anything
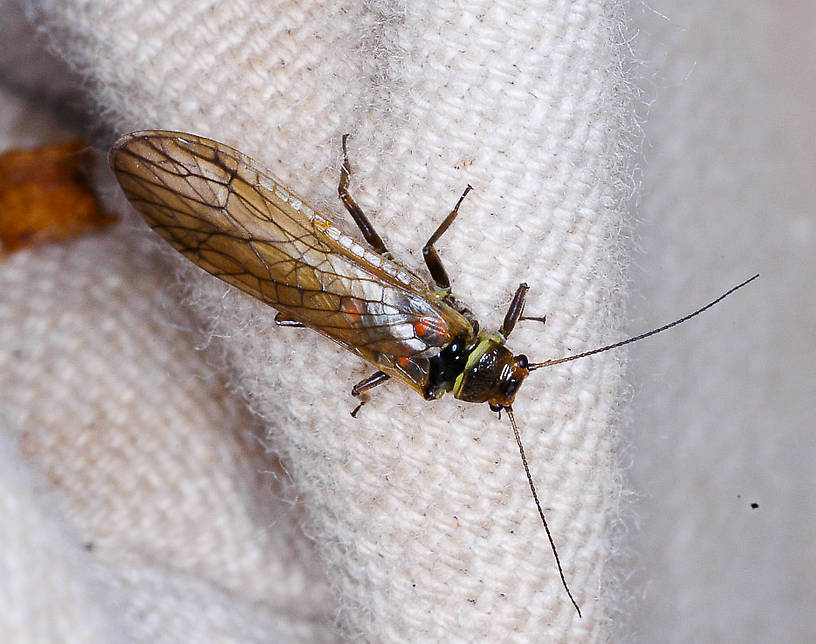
489,402,503,412
516,354,528,369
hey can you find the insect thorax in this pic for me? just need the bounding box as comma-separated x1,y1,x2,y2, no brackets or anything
451,333,530,408
425,334,475,400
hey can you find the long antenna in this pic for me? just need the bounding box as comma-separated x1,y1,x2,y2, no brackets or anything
506,407,582,618
528,274,759,371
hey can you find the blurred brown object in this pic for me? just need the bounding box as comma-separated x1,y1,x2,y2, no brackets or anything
0,139,115,257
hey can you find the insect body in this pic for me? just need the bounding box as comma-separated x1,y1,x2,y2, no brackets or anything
109,130,758,618
110,131,541,409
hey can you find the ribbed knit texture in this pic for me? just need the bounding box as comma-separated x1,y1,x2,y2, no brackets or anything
11,0,813,642
4,1,631,640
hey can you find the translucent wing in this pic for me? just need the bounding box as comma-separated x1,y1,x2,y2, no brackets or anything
109,130,473,394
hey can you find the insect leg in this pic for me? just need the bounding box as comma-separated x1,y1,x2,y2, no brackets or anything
350,370,390,417
499,283,547,337
338,134,389,255
422,185,472,290
274,313,305,327
499,283,531,337
351,370,390,397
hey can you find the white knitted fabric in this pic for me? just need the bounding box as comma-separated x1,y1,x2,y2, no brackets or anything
4,0,811,642
4,1,630,640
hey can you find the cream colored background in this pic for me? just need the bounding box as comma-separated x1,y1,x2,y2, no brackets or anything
628,3,815,642
1,1,812,642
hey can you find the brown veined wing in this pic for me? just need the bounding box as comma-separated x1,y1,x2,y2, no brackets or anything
109,130,474,395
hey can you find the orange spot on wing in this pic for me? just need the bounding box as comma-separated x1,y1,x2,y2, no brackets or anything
414,315,447,339
340,297,364,323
